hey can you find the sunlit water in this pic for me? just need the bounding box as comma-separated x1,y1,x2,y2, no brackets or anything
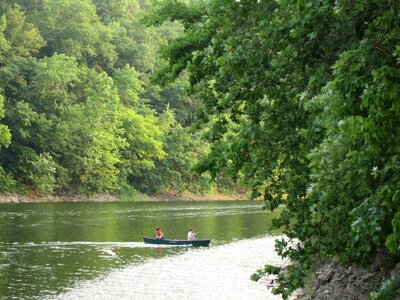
51,237,286,300
0,201,285,299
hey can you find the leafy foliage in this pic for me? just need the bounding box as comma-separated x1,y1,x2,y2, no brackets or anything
147,0,400,298
0,0,237,195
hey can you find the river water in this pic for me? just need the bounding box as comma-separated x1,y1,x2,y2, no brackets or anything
0,201,285,299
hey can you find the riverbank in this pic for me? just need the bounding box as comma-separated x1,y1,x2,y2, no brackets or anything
0,191,248,203
296,252,400,300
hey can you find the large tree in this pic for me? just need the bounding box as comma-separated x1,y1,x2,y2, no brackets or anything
147,0,400,298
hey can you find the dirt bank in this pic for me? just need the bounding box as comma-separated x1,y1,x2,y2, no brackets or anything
297,251,400,300
149,190,247,201
0,191,248,203
0,192,119,203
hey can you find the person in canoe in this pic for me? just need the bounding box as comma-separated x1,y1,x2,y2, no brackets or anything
187,228,197,241
155,227,164,240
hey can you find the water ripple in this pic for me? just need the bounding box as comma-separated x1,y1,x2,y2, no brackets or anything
50,236,287,300
11,241,185,248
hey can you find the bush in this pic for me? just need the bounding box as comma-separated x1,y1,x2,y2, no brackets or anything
0,166,16,192
370,273,400,300
118,186,149,202
23,152,57,193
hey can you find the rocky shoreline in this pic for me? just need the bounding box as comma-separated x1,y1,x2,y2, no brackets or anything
297,252,400,300
0,191,247,203
307,263,378,299
0,192,119,203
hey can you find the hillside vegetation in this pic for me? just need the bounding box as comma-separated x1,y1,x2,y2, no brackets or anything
0,0,243,196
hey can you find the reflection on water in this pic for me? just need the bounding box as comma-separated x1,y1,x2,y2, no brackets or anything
0,201,282,299
51,237,286,300
12,241,172,248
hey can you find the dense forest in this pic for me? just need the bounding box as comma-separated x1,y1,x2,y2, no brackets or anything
145,0,400,298
0,0,244,197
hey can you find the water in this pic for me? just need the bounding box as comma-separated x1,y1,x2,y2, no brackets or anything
0,201,284,299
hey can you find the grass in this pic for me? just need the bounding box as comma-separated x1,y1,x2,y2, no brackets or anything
118,187,150,202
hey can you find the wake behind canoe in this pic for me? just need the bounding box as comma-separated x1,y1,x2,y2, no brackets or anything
143,237,210,247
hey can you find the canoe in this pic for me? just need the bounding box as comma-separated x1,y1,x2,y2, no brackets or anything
143,237,210,247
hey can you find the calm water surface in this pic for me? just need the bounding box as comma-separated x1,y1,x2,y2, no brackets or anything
0,201,283,299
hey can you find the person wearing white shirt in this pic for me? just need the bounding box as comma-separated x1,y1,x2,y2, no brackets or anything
187,228,197,241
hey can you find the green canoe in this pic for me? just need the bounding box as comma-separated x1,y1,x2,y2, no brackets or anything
143,237,210,247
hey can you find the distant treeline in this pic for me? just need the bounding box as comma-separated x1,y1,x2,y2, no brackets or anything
0,0,242,195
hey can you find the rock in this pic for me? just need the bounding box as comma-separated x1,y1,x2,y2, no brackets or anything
308,261,384,300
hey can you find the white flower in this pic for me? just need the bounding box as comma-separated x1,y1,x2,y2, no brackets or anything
306,184,314,195
371,166,378,178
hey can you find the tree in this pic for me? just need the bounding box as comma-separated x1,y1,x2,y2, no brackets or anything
0,93,10,149
3,6,45,57
34,0,117,68
113,64,144,108
129,107,211,193
0,0,228,198
1,54,124,193
0,14,10,63
49,67,125,192
147,0,400,298
118,107,166,190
